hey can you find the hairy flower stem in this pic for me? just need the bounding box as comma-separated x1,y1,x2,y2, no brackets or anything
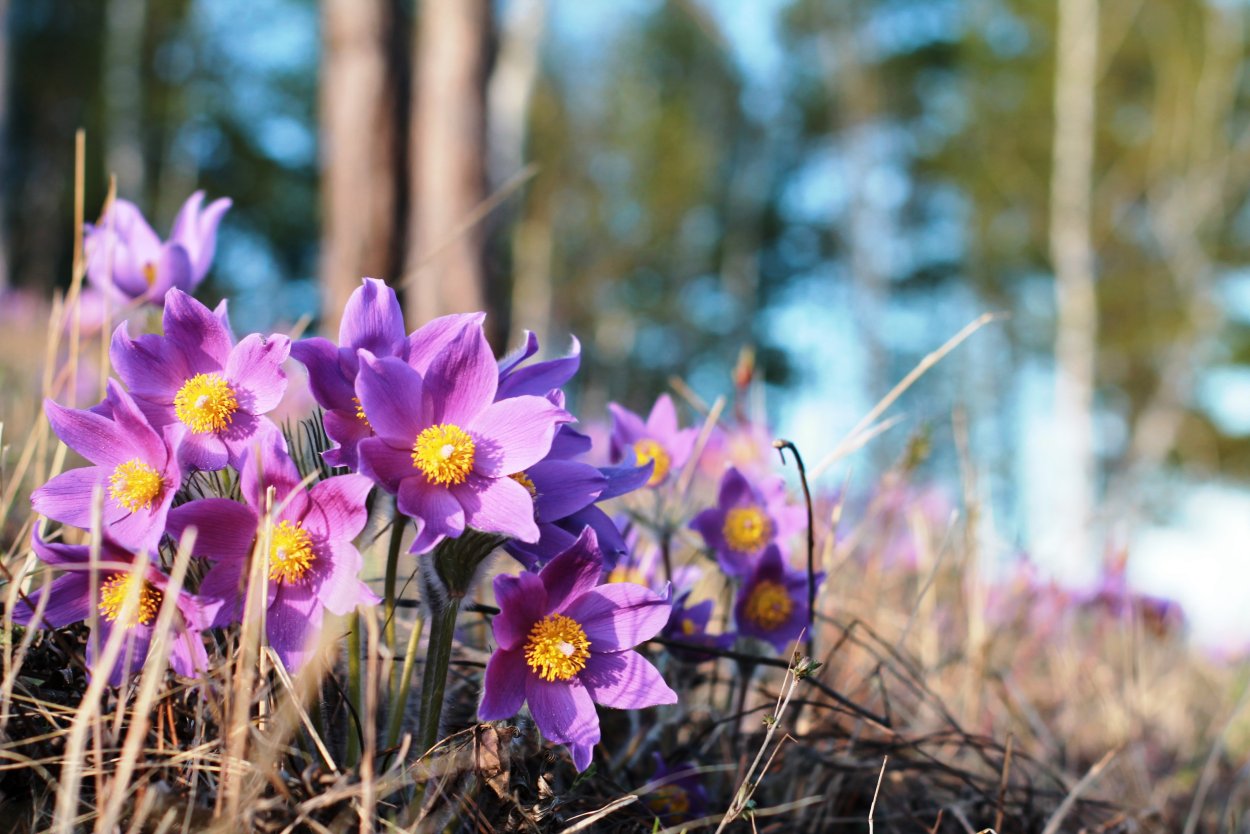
383,507,407,693
416,595,461,756
386,610,425,755
345,612,362,767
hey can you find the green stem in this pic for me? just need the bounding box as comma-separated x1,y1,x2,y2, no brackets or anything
416,595,462,756
385,610,425,754
345,611,362,767
383,509,407,694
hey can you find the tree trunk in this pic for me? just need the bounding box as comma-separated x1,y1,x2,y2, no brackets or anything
404,0,492,331
0,0,10,292
319,0,407,337
1047,0,1099,572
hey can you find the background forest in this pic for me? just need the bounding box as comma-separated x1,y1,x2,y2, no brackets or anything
2,0,1249,645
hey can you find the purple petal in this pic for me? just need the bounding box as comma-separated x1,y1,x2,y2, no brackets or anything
162,289,233,374
561,507,628,566
537,527,605,616
31,467,110,530
240,430,308,518
580,650,677,709
356,353,424,446
148,243,194,299
492,570,547,650
315,540,379,616
529,459,605,522
717,467,755,509
548,426,593,460
268,582,323,674
197,561,247,626
497,330,538,377
110,322,191,403
339,278,406,356
598,460,654,500
406,312,486,374
525,675,600,771
303,474,373,541
645,394,680,437
468,395,569,477
226,333,291,415
421,323,497,426
356,437,416,494
167,498,259,560
220,413,285,472
450,475,538,543
398,480,465,553
496,336,580,400
607,403,647,460
478,648,528,720
290,337,356,411
44,398,133,468
12,573,93,627
177,429,230,471
563,583,671,652
321,408,374,470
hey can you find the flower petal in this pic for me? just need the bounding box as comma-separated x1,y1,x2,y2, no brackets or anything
478,648,528,720
290,337,356,411
357,437,416,494
356,353,424,446
44,398,132,468
563,583,671,652
525,675,600,771
537,527,604,616
167,498,259,560
226,333,291,415
580,650,677,709
12,573,93,627
406,312,486,374
449,474,538,543
398,480,465,553
303,474,373,542
421,323,497,426
528,459,605,522
645,394,679,437
267,582,323,674
240,430,308,519
492,570,547,650
315,540,379,616
607,403,647,460
176,430,230,472
339,277,406,356
469,395,569,477
110,322,191,403
163,289,234,374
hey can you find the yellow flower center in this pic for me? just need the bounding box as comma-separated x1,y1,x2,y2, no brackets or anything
142,262,158,287
744,580,792,631
510,471,538,498
108,458,164,513
352,396,371,428
647,784,691,819
722,506,772,553
98,572,163,627
607,565,648,586
411,423,476,486
680,618,698,636
268,520,315,584
173,372,239,434
633,439,670,487
524,613,591,682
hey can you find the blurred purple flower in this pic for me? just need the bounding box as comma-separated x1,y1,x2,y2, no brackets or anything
608,394,698,488
478,528,676,772
661,591,733,664
110,288,290,471
290,277,483,470
85,192,230,305
167,432,377,672
734,544,821,653
13,526,215,686
644,753,709,824
690,467,805,577
698,420,776,481
32,380,182,554
354,323,570,553
604,521,699,594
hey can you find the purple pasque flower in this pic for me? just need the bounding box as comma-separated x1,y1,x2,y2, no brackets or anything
13,526,215,686
661,591,734,664
505,427,652,570
698,420,776,480
290,277,484,470
644,753,710,825
608,394,698,488
604,522,699,594
690,467,806,577
85,192,230,305
32,380,182,554
354,322,571,554
733,544,821,653
496,330,580,401
110,288,290,471
479,528,676,772
167,431,377,672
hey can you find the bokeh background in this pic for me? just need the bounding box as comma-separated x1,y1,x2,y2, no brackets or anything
2,0,1248,645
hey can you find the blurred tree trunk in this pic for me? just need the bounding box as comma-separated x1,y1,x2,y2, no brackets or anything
319,0,408,336
104,0,147,197
404,0,492,333
1048,0,1099,570
0,0,9,292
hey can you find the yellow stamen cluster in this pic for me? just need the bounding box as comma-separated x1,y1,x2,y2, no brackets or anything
352,396,371,428
173,373,239,434
524,614,591,682
108,458,164,513
646,785,691,819
744,580,792,631
633,439,670,487
412,423,476,486
509,471,538,499
607,565,648,586
142,262,158,287
680,618,698,636
722,506,772,553
268,520,315,584
98,572,163,627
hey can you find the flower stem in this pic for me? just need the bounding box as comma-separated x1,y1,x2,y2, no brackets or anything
383,507,407,694
385,608,425,754
774,439,816,660
416,594,461,756
345,611,362,767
